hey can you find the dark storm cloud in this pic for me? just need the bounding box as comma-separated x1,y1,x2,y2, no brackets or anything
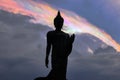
68,54,120,80
0,57,44,80
0,10,51,80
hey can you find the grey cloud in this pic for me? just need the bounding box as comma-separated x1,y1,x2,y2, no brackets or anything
68,54,120,80
0,10,50,80
0,10,120,80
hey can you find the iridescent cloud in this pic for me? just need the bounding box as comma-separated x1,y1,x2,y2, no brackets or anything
0,0,120,52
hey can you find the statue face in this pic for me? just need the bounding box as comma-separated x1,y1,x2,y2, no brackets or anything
54,20,63,29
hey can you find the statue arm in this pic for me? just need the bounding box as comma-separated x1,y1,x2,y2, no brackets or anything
67,34,75,56
45,32,52,68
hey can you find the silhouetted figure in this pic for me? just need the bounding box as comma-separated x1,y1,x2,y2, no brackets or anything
34,11,75,80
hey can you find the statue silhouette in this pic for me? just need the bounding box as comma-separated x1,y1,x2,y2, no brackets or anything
34,11,75,80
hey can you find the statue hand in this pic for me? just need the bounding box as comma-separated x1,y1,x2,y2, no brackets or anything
45,57,49,68
70,34,75,43
71,34,75,38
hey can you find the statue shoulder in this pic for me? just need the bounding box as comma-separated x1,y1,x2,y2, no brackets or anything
47,31,54,37
61,31,69,36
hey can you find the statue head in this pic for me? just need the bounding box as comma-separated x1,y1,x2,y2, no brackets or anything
54,11,64,31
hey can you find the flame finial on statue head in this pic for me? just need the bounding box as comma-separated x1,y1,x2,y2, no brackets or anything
54,10,64,30
57,10,61,16
55,10,63,20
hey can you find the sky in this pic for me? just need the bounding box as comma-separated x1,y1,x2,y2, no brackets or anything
0,0,120,52
0,0,120,80
44,0,120,42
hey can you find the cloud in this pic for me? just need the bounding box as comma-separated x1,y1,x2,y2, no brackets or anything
0,10,120,80
68,54,120,80
0,10,51,80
